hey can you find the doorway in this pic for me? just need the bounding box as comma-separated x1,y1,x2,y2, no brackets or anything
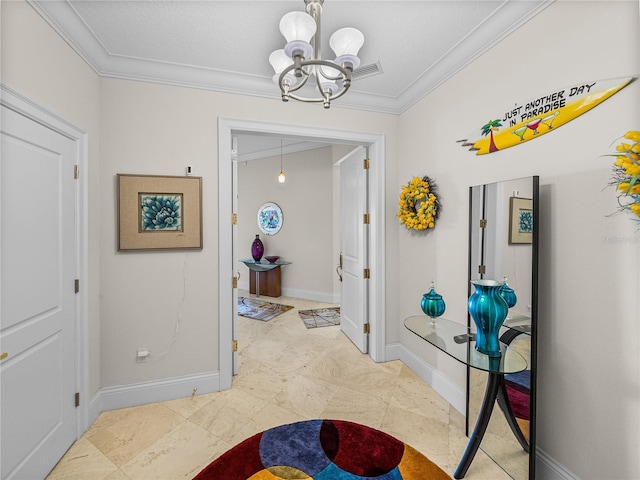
218,118,386,390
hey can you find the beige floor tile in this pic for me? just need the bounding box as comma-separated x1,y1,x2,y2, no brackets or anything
85,403,185,467
187,387,269,444
161,391,218,418
46,437,119,480
121,421,230,480
319,385,390,429
273,372,339,418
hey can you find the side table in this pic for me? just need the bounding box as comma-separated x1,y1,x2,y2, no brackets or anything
239,259,291,297
404,315,527,479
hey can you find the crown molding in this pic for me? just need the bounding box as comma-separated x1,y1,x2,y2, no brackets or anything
28,0,554,115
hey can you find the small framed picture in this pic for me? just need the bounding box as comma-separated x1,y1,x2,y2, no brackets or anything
117,174,202,251
509,197,533,244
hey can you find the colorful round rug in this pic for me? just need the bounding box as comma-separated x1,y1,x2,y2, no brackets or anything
193,419,451,480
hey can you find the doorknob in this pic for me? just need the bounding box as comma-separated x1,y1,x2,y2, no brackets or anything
336,252,343,282
0,352,7,361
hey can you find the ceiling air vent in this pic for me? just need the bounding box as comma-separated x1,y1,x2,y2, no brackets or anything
351,61,383,80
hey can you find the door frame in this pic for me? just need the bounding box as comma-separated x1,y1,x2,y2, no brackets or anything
1,83,89,435
218,118,386,390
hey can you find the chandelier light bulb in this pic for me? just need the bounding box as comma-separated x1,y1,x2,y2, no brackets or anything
279,11,316,43
330,27,364,69
269,49,297,86
318,66,340,95
280,11,316,59
278,171,286,183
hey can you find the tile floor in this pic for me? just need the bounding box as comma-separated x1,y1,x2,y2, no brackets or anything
46,292,511,480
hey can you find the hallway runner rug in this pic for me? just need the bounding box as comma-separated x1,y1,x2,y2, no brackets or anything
238,296,294,321
298,307,340,329
193,419,452,480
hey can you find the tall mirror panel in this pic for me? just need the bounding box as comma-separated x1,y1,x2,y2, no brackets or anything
467,176,539,480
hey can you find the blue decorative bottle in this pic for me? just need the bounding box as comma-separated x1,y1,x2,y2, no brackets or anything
468,279,509,357
421,282,446,325
499,276,517,308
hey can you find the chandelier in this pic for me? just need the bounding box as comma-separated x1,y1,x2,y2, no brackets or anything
268,0,364,109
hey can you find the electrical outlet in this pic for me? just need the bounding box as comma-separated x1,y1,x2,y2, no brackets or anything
136,348,150,362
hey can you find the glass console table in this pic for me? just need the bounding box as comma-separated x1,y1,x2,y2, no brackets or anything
239,259,291,297
404,315,528,479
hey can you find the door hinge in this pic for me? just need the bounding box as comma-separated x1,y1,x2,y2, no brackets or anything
232,340,238,352
363,213,370,224
232,276,238,288
74,165,79,179
478,265,486,274
480,219,487,228
74,279,80,293
363,268,370,279
363,323,370,334
232,213,237,225
74,392,80,407
363,158,370,169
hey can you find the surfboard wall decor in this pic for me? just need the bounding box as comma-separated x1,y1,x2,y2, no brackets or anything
458,77,635,155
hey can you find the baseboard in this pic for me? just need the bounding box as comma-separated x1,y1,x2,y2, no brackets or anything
88,371,221,422
237,282,339,304
387,342,466,415
536,448,581,480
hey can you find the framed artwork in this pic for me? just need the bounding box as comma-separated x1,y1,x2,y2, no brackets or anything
509,196,533,244
117,174,203,251
257,202,283,235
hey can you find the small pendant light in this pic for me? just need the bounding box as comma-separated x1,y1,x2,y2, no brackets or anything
278,139,286,183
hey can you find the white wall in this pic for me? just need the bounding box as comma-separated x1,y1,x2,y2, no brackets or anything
237,146,338,302
398,1,640,479
98,77,398,388
1,0,102,397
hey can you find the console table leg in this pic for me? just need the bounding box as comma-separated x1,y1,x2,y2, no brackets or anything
496,376,530,452
255,271,260,297
454,373,501,479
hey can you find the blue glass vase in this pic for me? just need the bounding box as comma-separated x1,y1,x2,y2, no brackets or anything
421,282,446,325
468,279,509,357
499,277,517,308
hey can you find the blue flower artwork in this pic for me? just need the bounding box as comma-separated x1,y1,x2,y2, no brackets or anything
518,208,533,234
140,194,182,231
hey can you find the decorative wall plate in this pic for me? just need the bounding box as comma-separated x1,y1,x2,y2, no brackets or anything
257,202,283,235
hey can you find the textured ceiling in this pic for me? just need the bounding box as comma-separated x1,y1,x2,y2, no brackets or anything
30,0,554,115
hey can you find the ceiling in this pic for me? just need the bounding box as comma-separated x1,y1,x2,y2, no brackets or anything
30,0,553,117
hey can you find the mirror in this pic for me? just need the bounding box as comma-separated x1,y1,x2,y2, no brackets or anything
467,176,538,480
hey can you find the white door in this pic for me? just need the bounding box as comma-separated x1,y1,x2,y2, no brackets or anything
339,146,369,353
1,105,78,479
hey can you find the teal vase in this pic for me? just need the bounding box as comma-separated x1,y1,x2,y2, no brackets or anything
421,282,446,325
499,277,517,308
468,280,508,357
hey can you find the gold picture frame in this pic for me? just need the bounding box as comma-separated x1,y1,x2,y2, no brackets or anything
508,196,533,244
117,174,202,251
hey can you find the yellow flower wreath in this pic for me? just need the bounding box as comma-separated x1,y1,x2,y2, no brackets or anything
607,130,640,221
397,176,441,230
